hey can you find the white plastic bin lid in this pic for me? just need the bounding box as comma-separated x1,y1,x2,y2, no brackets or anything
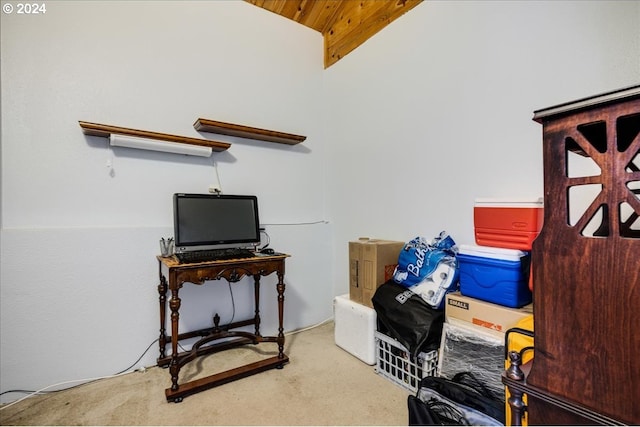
474,197,543,208
458,244,528,261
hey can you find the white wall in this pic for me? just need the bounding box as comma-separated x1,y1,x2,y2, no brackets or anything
1,0,639,404
0,0,330,402
324,0,640,297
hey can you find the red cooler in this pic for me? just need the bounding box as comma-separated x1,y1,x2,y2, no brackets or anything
474,198,543,251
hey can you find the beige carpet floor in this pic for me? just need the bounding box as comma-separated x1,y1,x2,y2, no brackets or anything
0,322,411,425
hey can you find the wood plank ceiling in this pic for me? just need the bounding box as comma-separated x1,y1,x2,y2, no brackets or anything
245,0,423,68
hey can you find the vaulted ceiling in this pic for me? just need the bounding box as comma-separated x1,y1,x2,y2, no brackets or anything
245,0,424,68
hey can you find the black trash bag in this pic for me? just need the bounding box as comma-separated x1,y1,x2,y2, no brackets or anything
372,280,444,358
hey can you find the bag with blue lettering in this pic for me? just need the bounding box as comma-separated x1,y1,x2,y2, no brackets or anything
393,232,459,310
372,280,444,358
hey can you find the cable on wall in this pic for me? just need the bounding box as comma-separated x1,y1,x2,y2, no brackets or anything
208,158,224,194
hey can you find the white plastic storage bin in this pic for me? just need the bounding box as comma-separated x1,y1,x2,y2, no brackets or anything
334,294,377,365
374,331,439,393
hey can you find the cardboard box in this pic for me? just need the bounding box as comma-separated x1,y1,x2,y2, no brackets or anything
349,238,404,308
445,292,532,334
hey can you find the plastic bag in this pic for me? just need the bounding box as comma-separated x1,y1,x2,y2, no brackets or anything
393,232,459,309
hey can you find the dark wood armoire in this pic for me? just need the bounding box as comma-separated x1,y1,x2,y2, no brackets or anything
503,85,640,425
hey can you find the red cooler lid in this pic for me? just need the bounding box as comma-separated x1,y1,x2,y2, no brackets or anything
474,197,543,208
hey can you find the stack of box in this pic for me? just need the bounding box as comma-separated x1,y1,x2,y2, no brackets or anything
334,238,404,366
436,198,542,419
472,198,544,292
335,237,442,392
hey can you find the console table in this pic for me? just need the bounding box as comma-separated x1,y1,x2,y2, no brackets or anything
156,253,290,402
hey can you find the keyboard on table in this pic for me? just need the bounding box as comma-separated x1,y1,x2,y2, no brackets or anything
175,248,256,264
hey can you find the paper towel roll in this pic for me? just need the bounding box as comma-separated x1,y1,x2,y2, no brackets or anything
409,262,457,309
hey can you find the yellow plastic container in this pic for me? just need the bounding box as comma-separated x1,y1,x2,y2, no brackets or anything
505,315,534,426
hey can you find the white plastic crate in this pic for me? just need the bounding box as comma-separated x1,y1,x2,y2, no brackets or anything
374,331,439,393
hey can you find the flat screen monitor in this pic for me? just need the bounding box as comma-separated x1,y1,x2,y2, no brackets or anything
173,193,260,252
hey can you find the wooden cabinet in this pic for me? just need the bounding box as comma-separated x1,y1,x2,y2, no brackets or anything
503,86,640,425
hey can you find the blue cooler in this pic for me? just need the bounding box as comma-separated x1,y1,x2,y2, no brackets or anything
458,245,532,308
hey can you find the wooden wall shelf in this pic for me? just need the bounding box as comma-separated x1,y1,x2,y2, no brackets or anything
194,118,306,145
79,121,231,152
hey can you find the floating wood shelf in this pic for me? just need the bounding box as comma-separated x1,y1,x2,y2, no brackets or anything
194,118,306,145
79,121,231,152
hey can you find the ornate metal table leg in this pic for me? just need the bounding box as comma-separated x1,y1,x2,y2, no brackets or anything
169,287,181,392
157,273,168,361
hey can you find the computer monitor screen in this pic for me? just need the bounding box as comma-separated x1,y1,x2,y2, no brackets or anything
173,193,260,252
